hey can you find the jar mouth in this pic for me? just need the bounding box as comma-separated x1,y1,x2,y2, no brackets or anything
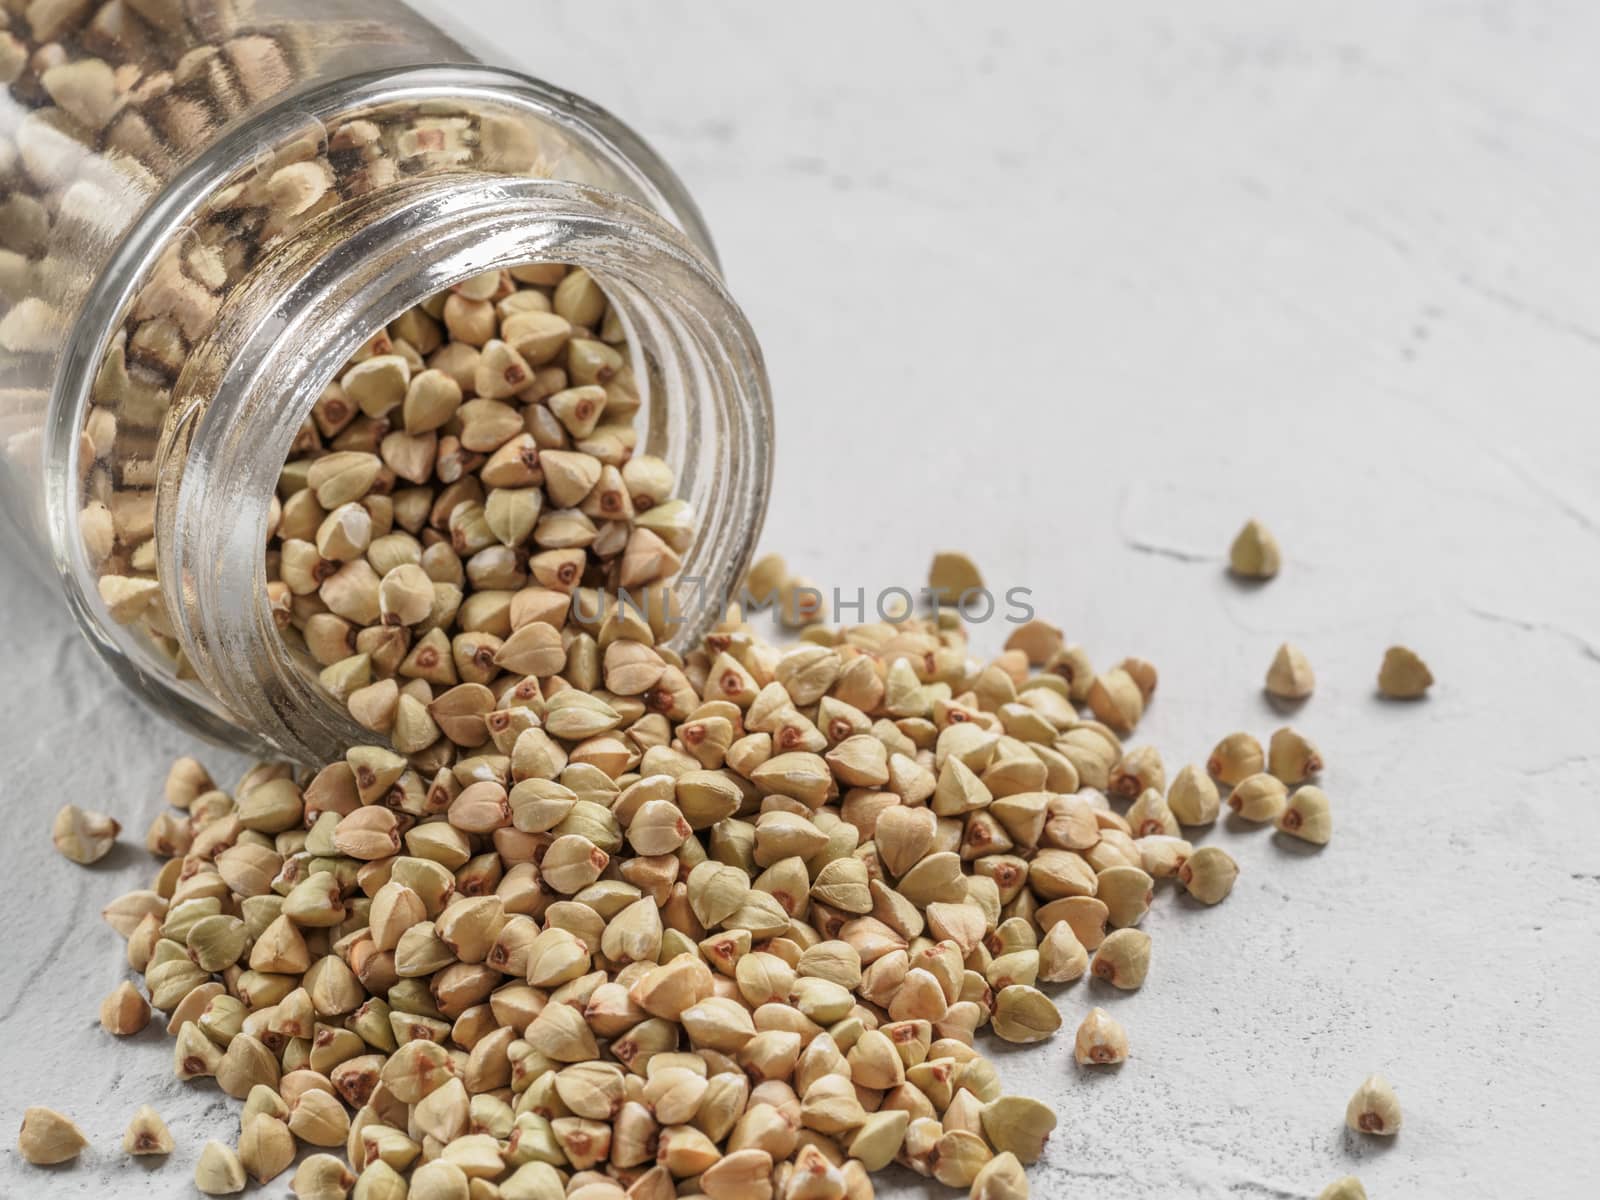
45,65,767,762
159,176,770,763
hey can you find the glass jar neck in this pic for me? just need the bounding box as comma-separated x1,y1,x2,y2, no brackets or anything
47,64,772,764
154,173,770,763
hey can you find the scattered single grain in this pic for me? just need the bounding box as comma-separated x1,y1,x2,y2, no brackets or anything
1278,786,1332,845
1167,764,1221,826
1318,1178,1368,1200
52,804,121,864
1090,928,1151,990
970,1150,1030,1200
1265,642,1314,699
122,1106,173,1156
1178,846,1239,904
17,1107,87,1166
1378,645,1433,698
100,980,151,1035
195,1140,247,1194
1267,725,1323,784
1208,732,1264,786
1346,1074,1402,1136
1074,1007,1128,1066
990,985,1062,1044
1229,519,1281,579
928,550,984,605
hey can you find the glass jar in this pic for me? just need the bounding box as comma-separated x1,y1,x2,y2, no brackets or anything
0,0,772,763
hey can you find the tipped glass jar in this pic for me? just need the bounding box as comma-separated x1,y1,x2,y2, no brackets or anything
0,0,772,762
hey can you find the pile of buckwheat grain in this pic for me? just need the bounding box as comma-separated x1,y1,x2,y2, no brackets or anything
31,493,1434,1200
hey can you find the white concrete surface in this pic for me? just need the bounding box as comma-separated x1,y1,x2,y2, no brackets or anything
4,2,1599,1196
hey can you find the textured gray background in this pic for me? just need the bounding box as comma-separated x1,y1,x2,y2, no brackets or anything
4,2,1600,1196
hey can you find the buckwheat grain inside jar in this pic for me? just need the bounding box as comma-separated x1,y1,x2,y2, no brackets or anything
0,0,772,762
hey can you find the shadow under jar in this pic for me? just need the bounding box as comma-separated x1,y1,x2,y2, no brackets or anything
0,0,772,763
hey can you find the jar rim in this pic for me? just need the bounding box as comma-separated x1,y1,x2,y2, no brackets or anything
162,175,769,762
48,66,769,762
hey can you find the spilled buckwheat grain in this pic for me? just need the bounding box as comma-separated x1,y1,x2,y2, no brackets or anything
54,563,1354,1197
